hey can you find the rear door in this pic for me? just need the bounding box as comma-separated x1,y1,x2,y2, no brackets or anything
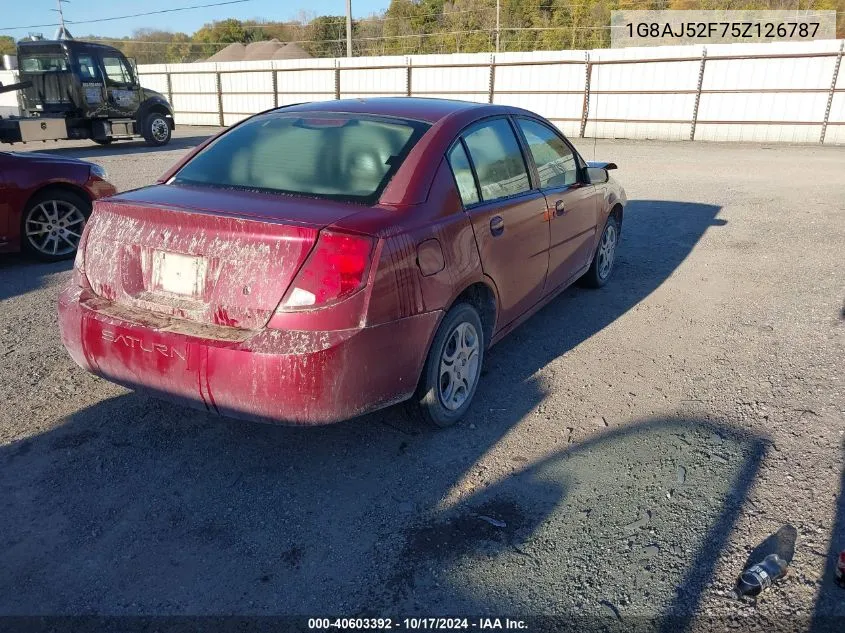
97,51,141,118
449,118,550,328
513,117,600,293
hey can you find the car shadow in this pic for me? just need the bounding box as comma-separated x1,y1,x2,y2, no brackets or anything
810,438,845,633
0,254,72,303
23,135,214,160
0,199,745,622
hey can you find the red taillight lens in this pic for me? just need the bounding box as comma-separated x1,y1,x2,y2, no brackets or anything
72,226,92,290
279,230,374,310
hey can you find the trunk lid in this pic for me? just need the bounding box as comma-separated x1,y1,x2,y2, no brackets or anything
82,184,363,330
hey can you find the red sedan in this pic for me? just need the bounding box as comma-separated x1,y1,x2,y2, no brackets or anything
0,151,117,261
59,98,626,427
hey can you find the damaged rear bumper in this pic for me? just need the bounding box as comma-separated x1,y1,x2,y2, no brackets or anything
58,287,440,425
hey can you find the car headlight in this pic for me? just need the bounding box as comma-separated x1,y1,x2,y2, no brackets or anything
90,163,108,180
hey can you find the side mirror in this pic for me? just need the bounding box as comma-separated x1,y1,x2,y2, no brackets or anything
587,167,609,184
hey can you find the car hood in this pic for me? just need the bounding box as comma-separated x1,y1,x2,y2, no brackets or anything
5,151,94,168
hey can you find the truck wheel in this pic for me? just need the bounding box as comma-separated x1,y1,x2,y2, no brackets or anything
92,138,113,146
21,189,91,262
142,112,171,146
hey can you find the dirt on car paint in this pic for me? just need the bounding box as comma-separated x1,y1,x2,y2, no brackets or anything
0,131,843,630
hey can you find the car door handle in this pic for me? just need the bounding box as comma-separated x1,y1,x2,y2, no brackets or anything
490,215,504,236
554,199,566,216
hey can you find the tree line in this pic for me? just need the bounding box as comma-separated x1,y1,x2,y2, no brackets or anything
2,0,843,65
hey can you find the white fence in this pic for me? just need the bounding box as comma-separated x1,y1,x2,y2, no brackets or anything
3,39,845,144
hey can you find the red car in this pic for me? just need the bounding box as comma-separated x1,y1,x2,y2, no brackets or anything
0,151,117,260
59,98,626,427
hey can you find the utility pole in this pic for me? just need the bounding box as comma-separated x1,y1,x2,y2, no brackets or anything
54,0,68,32
495,0,500,53
346,0,353,57
52,0,72,40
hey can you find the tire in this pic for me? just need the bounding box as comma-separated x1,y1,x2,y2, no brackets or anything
142,112,171,146
21,189,91,262
92,138,113,146
580,214,620,289
408,302,485,428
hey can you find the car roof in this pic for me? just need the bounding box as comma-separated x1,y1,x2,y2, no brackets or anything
275,97,506,124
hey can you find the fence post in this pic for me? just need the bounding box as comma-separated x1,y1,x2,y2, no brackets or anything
215,72,224,127
488,54,496,104
334,62,341,100
272,70,279,109
820,41,844,145
690,47,707,141
165,71,173,109
406,57,412,97
580,52,591,138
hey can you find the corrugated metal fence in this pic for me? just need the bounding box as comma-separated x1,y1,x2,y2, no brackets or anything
3,39,844,144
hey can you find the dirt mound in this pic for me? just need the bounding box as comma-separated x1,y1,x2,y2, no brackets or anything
206,42,246,62
272,42,311,60
243,39,284,61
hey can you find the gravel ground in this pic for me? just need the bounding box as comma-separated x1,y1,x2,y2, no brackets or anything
0,129,843,630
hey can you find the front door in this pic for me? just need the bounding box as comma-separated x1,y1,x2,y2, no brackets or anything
448,118,550,328
73,50,108,118
97,52,141,118
514,117,600,293
0,154,10,246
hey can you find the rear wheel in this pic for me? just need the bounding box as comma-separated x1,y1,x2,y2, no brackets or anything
92,138,113,146
580,214,620,289
409,303,484,428
21,189,91,262
142,112,171,146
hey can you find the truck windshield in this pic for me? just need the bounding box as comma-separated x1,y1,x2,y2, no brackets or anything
172,113,429,204
19,55,70,73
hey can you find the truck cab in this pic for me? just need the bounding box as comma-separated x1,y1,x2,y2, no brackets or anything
3,39,174,146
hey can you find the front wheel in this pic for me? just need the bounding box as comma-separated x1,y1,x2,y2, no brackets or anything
408,303,484,428
142,112,171,146
21,190,91,262
580,214,620,289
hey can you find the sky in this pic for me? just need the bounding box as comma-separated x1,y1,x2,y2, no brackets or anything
1,0,391,41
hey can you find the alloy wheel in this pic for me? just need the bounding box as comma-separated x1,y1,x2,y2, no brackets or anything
25,200,86,257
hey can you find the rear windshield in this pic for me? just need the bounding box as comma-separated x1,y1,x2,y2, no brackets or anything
173,113,430,203
19,54,70,73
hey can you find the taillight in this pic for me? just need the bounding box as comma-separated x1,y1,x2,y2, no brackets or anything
72,226,92,290
279,230,374,310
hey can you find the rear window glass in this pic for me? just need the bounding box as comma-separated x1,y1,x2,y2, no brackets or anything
20,55,69,73
173,113,430,203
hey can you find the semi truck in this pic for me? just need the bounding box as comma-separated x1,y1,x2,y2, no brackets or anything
0,38,175,147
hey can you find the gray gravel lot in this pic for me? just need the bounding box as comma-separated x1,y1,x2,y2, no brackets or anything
0,129,843,629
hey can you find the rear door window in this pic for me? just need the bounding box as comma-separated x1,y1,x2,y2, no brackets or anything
461,119,531,202
447,142,479,206
172,113,429,204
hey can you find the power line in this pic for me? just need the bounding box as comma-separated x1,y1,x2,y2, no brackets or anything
0,0,253,32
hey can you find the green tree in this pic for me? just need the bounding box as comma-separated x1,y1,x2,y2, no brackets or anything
0,35,16,59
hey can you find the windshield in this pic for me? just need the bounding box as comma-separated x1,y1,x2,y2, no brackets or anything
19,54,70,73
172,113,429,203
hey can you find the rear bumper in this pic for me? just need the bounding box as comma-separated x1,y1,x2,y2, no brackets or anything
58,287,440,425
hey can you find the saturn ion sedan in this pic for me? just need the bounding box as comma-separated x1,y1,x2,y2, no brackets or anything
59,98,626,427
